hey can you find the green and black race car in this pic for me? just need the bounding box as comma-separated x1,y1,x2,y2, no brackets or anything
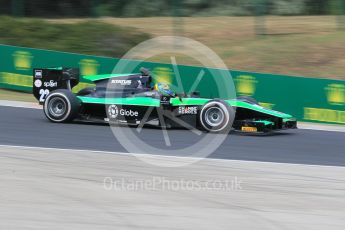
32,67,297,133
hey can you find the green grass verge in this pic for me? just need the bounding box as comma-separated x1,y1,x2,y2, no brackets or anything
54,16,345,80
0,89,36,102
1,16,344,82
0,16,150,57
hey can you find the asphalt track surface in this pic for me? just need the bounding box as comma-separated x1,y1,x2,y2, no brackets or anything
1,105,345,230
1,105,344,167
2,146,345,230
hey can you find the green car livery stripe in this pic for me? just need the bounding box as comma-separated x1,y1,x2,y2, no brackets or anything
83,74,138,82
77,96,161,107
228,100,293,119
170,98,210,106
253,120,275,126
170,98,292,119
78,96,292,119
46,67,63,70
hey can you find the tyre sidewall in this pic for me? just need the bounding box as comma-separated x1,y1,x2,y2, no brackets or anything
199,100,234,133
44,90,79,122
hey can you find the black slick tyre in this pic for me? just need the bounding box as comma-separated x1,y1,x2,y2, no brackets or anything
199,100,235,133
43,89,80,123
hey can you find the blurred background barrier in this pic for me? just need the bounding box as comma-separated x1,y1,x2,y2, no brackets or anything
1,1,345,38
0,44,344,125
2,0,345,18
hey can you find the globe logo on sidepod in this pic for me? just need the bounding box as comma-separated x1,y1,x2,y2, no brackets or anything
108,105,119,119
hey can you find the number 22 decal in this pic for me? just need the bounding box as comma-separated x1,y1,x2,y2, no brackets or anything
39,89,50,102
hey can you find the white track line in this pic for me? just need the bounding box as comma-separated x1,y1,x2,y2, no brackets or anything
298,122,345,132
0,100,344,132
0,144,343,169
0,100,41,109
0,144,242,165
0,144,233,164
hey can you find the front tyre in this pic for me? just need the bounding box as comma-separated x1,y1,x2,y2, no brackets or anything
199,100,235,133
43,89,80,123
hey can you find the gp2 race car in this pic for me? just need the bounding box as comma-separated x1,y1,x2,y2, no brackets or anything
32,67,297,133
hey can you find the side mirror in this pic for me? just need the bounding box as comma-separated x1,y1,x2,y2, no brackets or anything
140,67,150,76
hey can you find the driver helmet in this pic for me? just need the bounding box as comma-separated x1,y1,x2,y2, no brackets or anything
155,82,175,96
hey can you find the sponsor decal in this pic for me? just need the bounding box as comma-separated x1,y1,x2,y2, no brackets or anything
44,80,58,88
120,109,138,117
304,107,345,124
302,83,345,124
161,96,170,105
12,51,33,71
108,105,119,119
235,75,258,96
325,84,345,106
0,72,32,87
137,80,143,88
35,70,42,78
144,92,157,97
79,59,99,76
111,79,132,86
34,79,42,88
108,105,139,119
241,127,257,132
178,106,198,115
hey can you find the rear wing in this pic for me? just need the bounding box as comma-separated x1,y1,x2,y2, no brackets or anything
33,67,79,104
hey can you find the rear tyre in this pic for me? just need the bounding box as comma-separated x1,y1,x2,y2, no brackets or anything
236,96,258,105
44,89,80,123
199,100,235,133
